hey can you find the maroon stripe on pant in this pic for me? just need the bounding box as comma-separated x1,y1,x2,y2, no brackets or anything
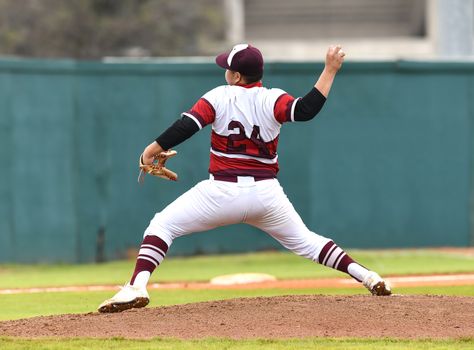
323,244,338,266
138,254,160,266
144,235,169,254
130,258,156,285
337,255,356,276
332,251,346,269
130,235,169,285
317,241,363,282
318,241,335,264
142,245,165,259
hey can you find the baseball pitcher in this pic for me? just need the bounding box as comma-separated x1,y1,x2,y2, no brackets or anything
98,44,391,313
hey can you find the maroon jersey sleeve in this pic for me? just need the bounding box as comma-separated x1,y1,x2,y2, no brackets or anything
182,98,216,129
273,93,298,124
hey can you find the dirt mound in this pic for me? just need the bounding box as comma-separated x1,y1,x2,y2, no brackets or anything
1,295,474,339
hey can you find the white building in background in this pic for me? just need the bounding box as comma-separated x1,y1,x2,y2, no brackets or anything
224,0,474,60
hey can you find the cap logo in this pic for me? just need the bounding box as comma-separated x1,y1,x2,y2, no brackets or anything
227,44,249,67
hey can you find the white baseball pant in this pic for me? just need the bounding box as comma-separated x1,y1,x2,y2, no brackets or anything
144,176,331,261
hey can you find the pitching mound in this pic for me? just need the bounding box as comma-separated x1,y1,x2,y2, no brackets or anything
1,295,474,339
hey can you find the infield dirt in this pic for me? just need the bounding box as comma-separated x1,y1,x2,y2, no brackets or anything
1,295,474,339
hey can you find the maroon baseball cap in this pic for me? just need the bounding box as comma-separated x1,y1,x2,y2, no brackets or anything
215,44,264,76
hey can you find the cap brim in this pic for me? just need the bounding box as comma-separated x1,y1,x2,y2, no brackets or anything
215,52,230,70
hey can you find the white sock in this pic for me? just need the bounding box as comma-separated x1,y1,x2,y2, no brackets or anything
131,271,150,289
347,263,369,282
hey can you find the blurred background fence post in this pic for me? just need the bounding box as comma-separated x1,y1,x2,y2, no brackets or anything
435,0,474,57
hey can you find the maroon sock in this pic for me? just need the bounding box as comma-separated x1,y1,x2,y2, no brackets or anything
130,235,169,285
318,241,363,281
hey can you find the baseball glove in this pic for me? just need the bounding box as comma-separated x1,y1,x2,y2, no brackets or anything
138,150,178,183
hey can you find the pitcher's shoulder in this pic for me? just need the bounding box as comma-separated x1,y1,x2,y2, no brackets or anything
266,87,287,95
200,85,229,103
202,85,229,98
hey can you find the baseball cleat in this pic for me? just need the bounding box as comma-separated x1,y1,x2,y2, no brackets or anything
362,271,392,296
98,283,149,313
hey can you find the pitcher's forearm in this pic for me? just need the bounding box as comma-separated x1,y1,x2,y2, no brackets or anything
315,68,337,98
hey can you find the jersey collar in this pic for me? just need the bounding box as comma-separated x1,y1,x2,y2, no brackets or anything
236,81,263,89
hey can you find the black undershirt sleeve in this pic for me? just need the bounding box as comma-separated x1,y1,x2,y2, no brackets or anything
155,115,200,150
293,87,327,122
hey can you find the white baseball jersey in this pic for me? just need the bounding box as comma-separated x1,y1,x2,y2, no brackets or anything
182,82,299,179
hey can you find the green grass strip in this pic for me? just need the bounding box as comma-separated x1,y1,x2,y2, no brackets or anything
1,337,474,350
0,249,473,289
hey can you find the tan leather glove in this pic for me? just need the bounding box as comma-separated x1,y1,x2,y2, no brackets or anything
138,150,178,183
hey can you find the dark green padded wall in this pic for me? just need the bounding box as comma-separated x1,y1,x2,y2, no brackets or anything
0,59,472,262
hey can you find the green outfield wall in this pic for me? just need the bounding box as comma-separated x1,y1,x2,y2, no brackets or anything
0,58,473,263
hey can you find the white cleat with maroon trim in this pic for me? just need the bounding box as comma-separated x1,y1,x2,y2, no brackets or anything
363,271,392,296
98,283,149,313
